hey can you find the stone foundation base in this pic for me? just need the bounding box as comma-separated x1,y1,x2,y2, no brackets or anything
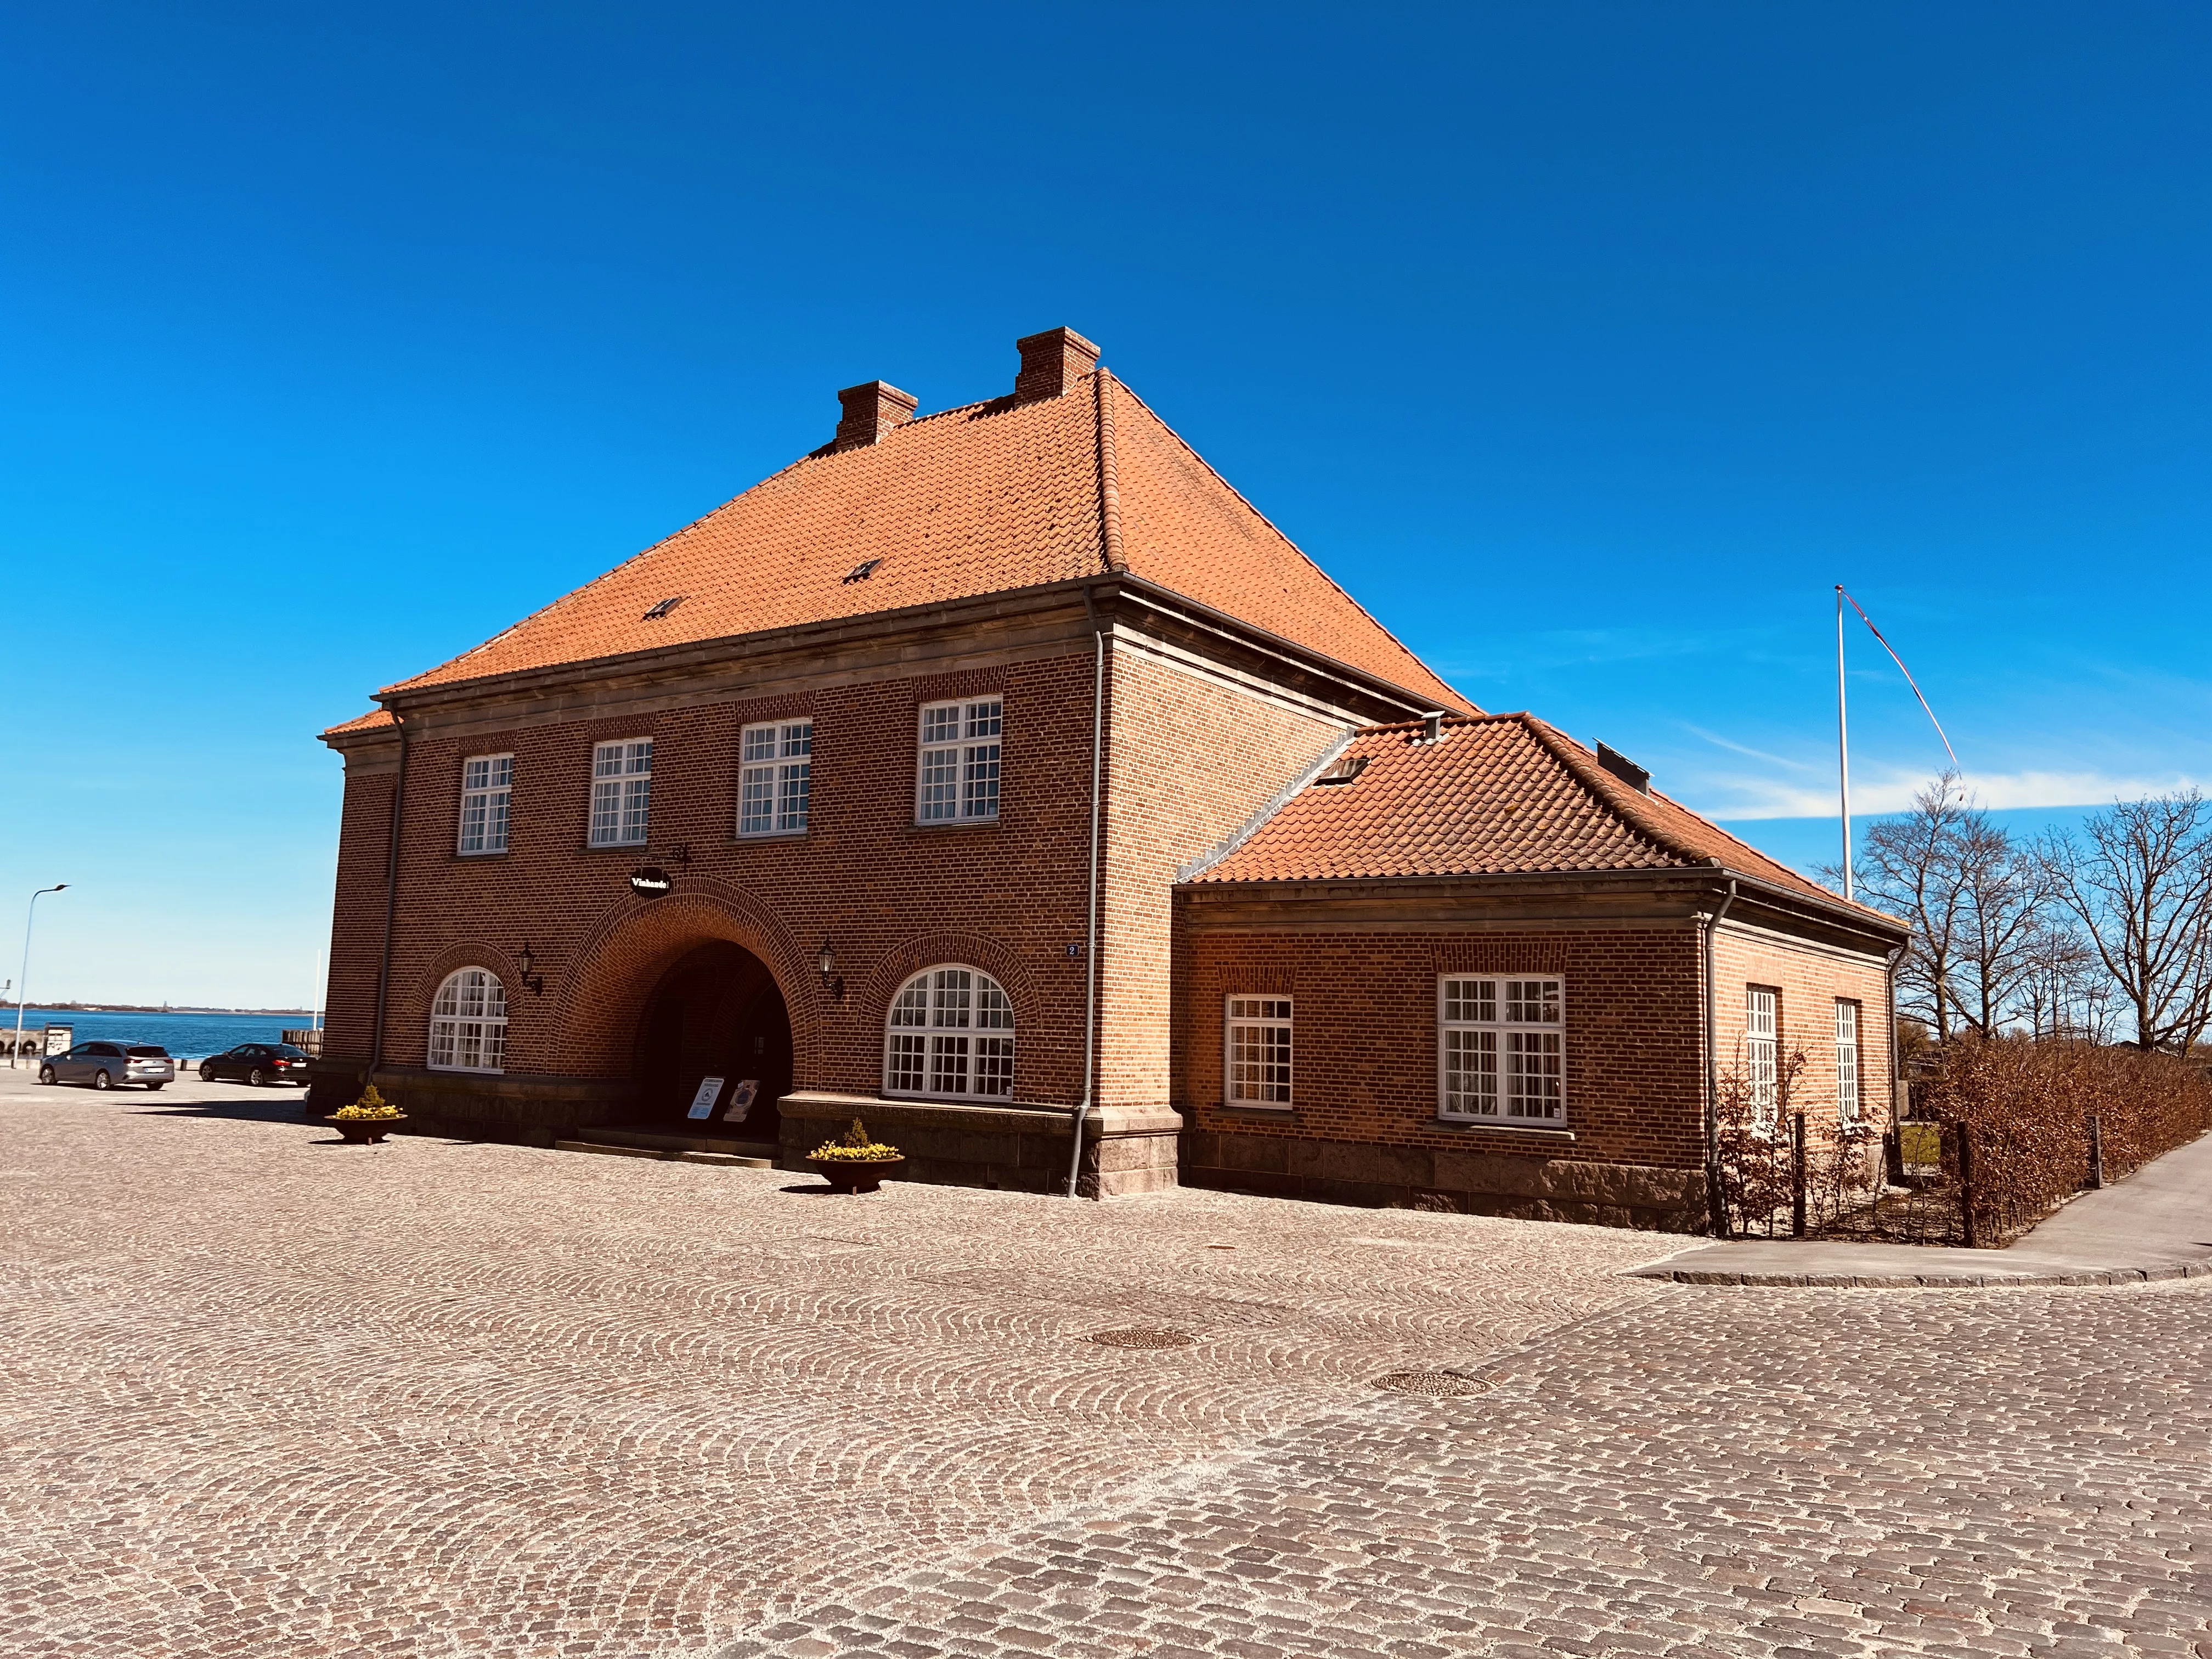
306,1062,634,1146
778,1092,1181,1199
1184,1126,1707,1232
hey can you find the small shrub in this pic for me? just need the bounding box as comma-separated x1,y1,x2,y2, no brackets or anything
809,1117,900,1163
332,1084,402,1123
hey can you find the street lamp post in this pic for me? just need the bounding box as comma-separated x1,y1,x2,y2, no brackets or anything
13,885,69,1070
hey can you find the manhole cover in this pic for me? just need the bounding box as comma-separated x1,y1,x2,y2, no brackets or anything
1376,1369,1492,1396
1086,1327,1196,1349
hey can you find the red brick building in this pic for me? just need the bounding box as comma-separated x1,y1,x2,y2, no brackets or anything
315,328,1906,1230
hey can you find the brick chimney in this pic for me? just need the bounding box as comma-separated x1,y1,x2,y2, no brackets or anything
833,381,919,452
1012,328,1101,404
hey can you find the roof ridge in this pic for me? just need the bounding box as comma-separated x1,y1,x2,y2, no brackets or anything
1364,710,1525,733
1515,715,1699,869
1518,715,1892,918
1093,369,1126,575
1107,376,1471,713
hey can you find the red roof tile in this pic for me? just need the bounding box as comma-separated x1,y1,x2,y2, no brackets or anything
380,366,1469,713
1191,712,1895,922
323,708,397,737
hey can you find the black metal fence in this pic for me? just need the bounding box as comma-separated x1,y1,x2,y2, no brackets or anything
1714,1113,2118,1248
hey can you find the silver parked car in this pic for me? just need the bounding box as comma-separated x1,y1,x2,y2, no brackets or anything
40,1041,176,1090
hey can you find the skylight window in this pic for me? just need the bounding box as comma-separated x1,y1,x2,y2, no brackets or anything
843,559,881,584
642,595,687,620
1313,755,1368,786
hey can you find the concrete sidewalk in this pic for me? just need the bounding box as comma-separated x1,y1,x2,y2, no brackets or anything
1634,1129,2212,1288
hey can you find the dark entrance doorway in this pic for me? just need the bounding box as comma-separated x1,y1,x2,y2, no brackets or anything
634,941,793,1145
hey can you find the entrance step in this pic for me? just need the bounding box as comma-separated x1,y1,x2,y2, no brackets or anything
557,1126,780,1170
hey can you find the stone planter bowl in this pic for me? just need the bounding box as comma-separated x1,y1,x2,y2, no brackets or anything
808,1155,903,1194
328,1115,407,1145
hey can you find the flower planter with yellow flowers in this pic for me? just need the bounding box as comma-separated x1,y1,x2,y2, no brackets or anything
327,1085,407,1146
807,1118,904,1194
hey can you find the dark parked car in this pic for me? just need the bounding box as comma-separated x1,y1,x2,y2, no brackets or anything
40,1042,175,1090
198,1042,313,1087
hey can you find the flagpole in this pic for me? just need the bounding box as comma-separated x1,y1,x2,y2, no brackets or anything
1836,585,1852,900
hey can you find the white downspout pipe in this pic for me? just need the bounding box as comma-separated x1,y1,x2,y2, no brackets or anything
1066,589,1107,1198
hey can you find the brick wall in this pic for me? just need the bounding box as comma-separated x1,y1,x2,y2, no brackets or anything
1176,926,1708,1171
325,757,397,1066
1096,647,1347,1106
1711,924,1897,1147
326,653,1104,1110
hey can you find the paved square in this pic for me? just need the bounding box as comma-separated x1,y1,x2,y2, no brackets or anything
4,1075,2207,1657
0,1075,1666,1657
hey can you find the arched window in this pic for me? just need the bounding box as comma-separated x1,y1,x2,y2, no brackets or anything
884,966,1014,1100
428,968,508,1073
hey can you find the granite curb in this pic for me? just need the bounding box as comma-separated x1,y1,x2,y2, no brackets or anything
1635,1258,2212,1289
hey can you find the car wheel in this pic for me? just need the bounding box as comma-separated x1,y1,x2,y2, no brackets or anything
248,1068,266,1087
92,1070,112,1091
199,1063,216,1082
37,1065,55,1085
146,1082,166,1091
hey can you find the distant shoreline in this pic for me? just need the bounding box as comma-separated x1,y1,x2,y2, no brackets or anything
1,1003,318,1018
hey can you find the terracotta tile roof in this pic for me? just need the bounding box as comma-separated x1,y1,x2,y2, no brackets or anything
1190,712,1898,923
380,367,1469,713
323,708,397,737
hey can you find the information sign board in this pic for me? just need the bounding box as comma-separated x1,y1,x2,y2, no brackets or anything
720,1078,759,1124
685,1076,725,1120
1899,1122,1942,1168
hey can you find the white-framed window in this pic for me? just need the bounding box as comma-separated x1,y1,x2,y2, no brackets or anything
738,719,812,837
1224,996,1293,1107
884,966,1015,1099
1835,998,1861,1125
1747,986,1780,1128
916,698,1002,823
589,738,652,847
456,753,514,855
1438,977,1565,1122
428,968,507,1073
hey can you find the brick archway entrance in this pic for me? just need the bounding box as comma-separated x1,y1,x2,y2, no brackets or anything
634,941,792,1144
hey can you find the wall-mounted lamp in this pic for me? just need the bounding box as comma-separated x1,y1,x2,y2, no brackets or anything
819,940,844,1002
517,941,545,997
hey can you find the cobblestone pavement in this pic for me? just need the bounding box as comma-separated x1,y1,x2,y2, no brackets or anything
744,1277,2212,1658
0,1078,1669,1658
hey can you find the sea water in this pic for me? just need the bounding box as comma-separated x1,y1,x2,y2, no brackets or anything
4,1008,315,1062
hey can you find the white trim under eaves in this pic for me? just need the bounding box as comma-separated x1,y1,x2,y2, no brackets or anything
1176,728,1358,883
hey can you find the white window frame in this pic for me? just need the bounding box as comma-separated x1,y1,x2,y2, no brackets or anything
737,719,812,837
456,753,514,856
427,968,507,1074
1437,976,1566,1124
883,965,1015,1101
915,698,1002,824
1747,986,1780,1130
1835,998,1861,1126
1224,996,1294,1108
588,738,652,848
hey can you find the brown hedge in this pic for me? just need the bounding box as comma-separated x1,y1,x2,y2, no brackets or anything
1915,1037,2212,1243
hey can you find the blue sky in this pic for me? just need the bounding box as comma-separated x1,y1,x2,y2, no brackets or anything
4,3,2208,1006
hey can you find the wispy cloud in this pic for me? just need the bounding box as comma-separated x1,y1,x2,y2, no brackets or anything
1688,765,2208,820
1679,724,1819,772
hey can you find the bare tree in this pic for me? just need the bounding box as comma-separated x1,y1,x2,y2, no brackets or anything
1826,775,1971,1037
2042,792,2212,1054
1951,810,2058,1034
2012,919,2114,1041
1827,772,2057,1039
